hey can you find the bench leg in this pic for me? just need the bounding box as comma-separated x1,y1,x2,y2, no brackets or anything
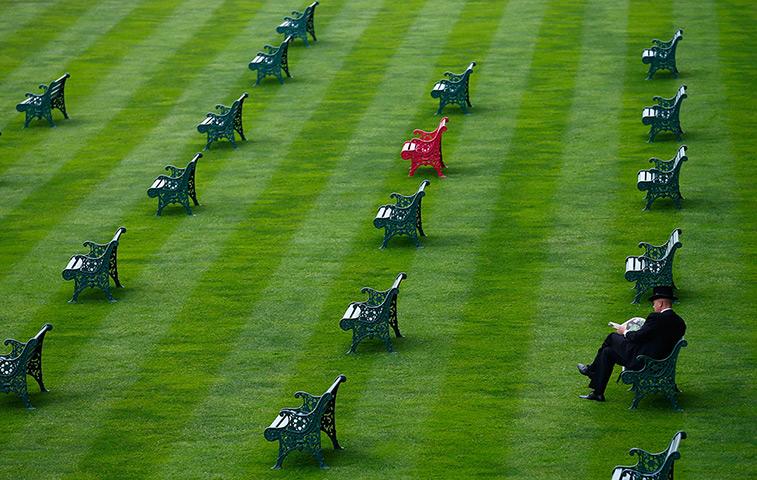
183,202,195,216
379,232,392,249
382,337,397,354
69,284,86,303
272,446,289,469
631,286,644,304
667,391,683,411
9,378,34,409
314,451,330,469
101,285,116,303
628,390,645,409
410,232,423,249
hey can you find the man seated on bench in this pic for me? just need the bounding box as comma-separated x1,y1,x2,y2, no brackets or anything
576,286,686,402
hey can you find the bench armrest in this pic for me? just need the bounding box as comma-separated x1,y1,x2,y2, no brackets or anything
443,72,464,82
390,193,420,209
83,241,110,257
651,96,675,108
648,157,674,171
3,338,25,357
262,44,279,54
361,287,389,306
30,83,50,96
637,242,667,259
412,128,435,139
627,448,666,474
293,390,329,416
164,165,185,177
214,103,232,115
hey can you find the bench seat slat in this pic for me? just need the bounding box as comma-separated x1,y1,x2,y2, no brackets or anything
268,413,289,430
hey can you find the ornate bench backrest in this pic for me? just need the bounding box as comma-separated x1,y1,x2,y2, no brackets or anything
319,374,346,433
49,73,70,105
658,430,686,477
672,85,687,105
305,1,319,31
664,229,682,258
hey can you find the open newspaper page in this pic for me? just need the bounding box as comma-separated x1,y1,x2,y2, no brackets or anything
608,317,646,332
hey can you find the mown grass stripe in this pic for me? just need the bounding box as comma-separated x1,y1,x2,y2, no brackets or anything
402,0,587,476
499,1,628,478
716,2,757,476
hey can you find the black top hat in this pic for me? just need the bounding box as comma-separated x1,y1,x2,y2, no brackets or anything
648,285,678,302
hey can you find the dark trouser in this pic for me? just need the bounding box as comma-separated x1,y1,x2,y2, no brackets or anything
587,333,638,395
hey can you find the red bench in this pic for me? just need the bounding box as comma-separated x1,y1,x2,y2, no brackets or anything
401,117,448,178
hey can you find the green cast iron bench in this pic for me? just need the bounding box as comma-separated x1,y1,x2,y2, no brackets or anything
625,228,682,304
197,93,248,150
16,73,70,128
276,1,319,46
642,85,687,142
248,35,293,86
620,338,687,410
637,145,687,210
1,323,53,409
611,430,686,479
62,227,126,303
340,273,407,354
642,30,683,80
264,374,346,469
431,61,475,115
373,180,430,249
148,152,202,216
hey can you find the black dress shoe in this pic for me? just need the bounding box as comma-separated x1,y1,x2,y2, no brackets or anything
577,363,594,378
579,391,605,402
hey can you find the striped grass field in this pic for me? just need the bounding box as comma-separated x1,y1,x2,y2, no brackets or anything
0,0,755,478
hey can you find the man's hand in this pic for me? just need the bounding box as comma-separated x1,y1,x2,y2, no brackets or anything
614,324,627,335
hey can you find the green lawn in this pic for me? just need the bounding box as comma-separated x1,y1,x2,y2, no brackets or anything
0,0,755,478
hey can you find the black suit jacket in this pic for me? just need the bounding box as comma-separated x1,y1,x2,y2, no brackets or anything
620,308,686,369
